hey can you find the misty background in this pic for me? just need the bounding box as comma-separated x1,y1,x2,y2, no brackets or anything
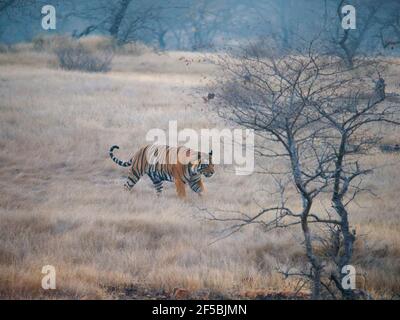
1,0,400,56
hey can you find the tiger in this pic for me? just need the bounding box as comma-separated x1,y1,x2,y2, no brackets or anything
109,144,215,198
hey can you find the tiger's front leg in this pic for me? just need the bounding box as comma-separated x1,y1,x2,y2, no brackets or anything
174,178,187,198
148,174,163,195
189,179,205,196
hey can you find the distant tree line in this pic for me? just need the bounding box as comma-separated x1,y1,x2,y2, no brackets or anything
1,0,400,55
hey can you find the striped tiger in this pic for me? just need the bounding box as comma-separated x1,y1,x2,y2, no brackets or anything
109,144,214,198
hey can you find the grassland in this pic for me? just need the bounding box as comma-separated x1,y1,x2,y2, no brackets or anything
0,42,399,299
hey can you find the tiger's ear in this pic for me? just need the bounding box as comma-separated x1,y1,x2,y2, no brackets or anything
209,150,213,156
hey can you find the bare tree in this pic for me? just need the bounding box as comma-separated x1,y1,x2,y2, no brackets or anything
208,43,342,299
248,0,298,53
376,0,400,50
326,0,383,67
68,0,164,45
185,0,234,50
208,40,398,299
310,71,397,298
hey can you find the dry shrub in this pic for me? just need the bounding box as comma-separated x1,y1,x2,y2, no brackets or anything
244,38,277,58
54,38,113,72
78,35,116,52
117,41,154,56
8,42,33,53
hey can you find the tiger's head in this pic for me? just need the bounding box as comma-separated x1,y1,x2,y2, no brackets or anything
196,150,215,178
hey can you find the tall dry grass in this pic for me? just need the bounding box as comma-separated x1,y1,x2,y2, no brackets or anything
0,42,400,299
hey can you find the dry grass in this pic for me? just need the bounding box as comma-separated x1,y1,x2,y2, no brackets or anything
0,44,400,299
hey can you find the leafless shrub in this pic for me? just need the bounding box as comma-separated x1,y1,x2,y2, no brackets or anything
244,37,282,58
117,41,155,56
54,39,113,73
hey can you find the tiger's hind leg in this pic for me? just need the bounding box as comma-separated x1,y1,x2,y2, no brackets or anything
124,170,141,191
148,174,163,195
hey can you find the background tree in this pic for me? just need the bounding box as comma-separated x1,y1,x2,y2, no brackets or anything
324,0,384,67
376,0,400,50
68,0,163,45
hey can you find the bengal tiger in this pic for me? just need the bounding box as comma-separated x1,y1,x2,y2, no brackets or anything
109,144,215,198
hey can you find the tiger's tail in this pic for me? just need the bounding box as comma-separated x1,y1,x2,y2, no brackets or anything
109,145,133,167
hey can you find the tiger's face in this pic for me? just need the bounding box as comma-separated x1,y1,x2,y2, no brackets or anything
197,150,215,178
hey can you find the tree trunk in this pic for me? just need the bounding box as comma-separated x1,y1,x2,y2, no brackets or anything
158,30,167,50
109,0,131,40
287,128,322,299
278,0,291,51
332,133,356,299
